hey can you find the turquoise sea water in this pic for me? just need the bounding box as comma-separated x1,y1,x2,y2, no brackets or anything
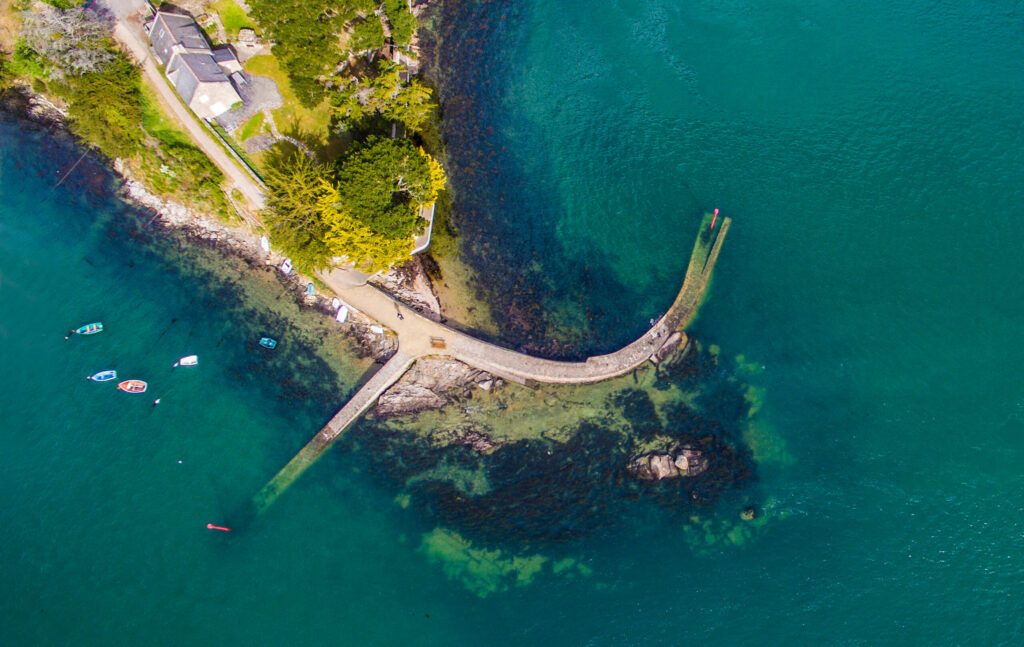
3,0,1024,644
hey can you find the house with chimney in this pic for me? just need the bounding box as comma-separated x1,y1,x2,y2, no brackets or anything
147,9,244,120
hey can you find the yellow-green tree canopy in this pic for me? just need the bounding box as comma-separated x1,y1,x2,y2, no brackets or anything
263,142,446,273
262,154,336,270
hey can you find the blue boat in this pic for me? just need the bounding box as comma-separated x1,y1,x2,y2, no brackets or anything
87,370,117,382
305,282,315,297
71,322,103,336
259,337,278,349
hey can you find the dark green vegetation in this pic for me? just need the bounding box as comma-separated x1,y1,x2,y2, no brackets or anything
349,16,385,53
263,138,444,272
248,0,376,108
246,0,434,131
246,0,444,270
332,60,434,133
55,56,143,158
8,5,229,218
336,137,432,238
383,0,416,47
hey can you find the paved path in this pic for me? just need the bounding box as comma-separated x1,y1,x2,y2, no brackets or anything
252,351,415,511
253,218,730,511
105,8,266,209
322,217,731,384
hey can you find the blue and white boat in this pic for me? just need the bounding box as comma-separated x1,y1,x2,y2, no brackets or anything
87,370,117,382
259,337,277,349
70,322,103,336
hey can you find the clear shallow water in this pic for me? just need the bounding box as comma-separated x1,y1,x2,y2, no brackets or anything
3,0,1024,644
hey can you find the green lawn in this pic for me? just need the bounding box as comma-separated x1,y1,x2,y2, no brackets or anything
244,54,343,159
140,83,192,147
211,0,253,38
236,111,265,141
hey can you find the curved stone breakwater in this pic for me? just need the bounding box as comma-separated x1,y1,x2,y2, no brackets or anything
253,215,730,512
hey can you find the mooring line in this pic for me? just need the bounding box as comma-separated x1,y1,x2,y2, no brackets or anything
50,150,91,192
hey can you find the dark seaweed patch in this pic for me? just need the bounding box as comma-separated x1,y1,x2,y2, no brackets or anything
612,389,661,440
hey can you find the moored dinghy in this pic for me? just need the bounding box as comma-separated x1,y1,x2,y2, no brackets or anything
173,355,198,367
87,370,117,382
117,380,147,394
67,322,103,339
259,337,277,349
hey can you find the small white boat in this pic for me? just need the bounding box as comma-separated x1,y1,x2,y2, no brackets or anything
335,306,349,323
173,355,198,368
280,258,293,275
260,235,271,253
369,325,384,334
331,298,342,310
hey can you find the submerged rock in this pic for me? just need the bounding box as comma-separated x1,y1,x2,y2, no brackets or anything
428,426,502,453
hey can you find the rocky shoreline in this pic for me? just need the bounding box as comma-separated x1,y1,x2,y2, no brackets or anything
1,83,418,361
2,84,741,497
1,82,503,422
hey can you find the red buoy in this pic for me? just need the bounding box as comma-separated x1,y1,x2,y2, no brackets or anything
206,523,231,532
710,208,720,231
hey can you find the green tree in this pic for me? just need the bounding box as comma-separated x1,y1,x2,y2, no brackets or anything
318,183,414,272
382,77,433,131
383,0,416,47
332,61,435,132
57,55,144,159
335,136,432,239
250,0,376,107
349,16,385,52
262,149,423,273
262,154,337,270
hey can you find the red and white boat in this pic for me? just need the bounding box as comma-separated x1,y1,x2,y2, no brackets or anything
117,380,148,394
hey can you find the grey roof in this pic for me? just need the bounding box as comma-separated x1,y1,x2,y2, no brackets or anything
167,52,230,103
166,56,199,103
177,52,228,82
212,47,238,64
150,11,211,65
